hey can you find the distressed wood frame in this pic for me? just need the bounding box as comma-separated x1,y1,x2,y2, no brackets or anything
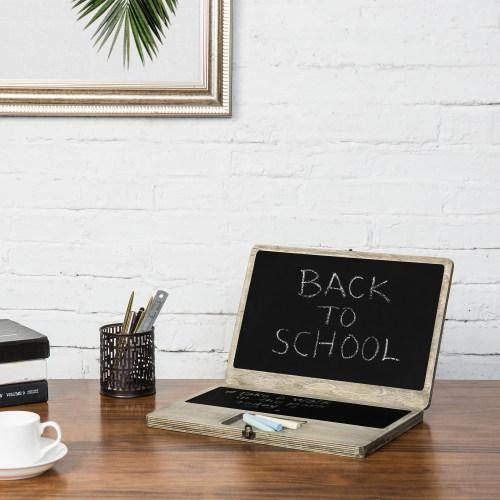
0,0,231,117
226,245,454,411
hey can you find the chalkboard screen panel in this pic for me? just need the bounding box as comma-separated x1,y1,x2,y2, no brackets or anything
233,250,445,390
187,386,410,428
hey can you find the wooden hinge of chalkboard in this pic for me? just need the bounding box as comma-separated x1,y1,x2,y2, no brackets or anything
242,425,255,440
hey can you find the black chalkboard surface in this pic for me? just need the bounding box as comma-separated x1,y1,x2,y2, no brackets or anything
233,250,445,390
187,386,410,428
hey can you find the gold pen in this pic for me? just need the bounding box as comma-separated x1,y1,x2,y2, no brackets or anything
114,291,135,369
122,291,134,334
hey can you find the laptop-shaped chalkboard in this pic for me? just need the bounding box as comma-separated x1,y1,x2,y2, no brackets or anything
147,245,453,457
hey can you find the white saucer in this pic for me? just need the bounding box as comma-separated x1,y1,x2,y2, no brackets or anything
0,437,68,480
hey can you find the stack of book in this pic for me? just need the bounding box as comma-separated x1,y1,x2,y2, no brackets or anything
0,320,49,408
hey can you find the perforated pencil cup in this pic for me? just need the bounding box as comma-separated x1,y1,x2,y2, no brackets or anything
100,323,156,398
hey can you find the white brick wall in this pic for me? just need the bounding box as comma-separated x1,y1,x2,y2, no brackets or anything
1,0,499,379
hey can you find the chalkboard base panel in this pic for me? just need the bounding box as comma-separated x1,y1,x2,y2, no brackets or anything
148,419,360,457
147,386,424,458
147,412,423,458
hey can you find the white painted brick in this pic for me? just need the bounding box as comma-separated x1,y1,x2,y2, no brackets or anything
0,247,8,273
0,276,86,311
82,211,224,245
243,66,500,108
72,144,231,179
48,347,100,379
154,314,234,353
155,178,226,211
150,244,236,283
231,149,311,178
492,111,500,144
444,183,500,215
441,320,500,355
153,352,228,379
439,108,494,145
0,117,238,147
1,141,231,179
240,1,500,67
308,148,374,180
0,178,153,210
1,0,500,379
437,354,500,379
367,149,500,183
447,284,500,321
7,242,151,278
299,180,452,215
227,177,299,212
309,148,500,185
372,248,500,284
0,210,86,243
225,215,369,249
444,250,500,284
239,104,440,145
0,275,228,315
375,216,500,249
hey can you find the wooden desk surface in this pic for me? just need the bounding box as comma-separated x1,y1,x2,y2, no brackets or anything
0,380,498,499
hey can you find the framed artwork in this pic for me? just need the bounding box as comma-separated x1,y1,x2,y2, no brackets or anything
0,0,231,116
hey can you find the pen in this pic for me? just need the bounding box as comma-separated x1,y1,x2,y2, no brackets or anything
131,307,144,334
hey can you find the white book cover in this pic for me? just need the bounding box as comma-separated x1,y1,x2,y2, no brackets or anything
0,359,47,386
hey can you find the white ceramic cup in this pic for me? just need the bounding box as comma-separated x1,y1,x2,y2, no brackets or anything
0,411,62,467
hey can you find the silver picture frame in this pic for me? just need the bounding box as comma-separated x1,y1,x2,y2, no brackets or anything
0,0,231,117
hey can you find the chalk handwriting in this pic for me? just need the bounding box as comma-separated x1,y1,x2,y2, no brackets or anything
271,328,289,355
272,267,398,366
348,276,365,299
361,336,380,362
324,273,346,298
227,389,333,411
298,269,322,298
272,328,400,363
369,277,391,303
341,334,359,359
381,338,400,362
313,330,336,358
293,331,312,357
317,305,357,327
298,269,391,304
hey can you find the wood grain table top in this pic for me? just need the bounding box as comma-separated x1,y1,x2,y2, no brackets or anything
0,380,498,499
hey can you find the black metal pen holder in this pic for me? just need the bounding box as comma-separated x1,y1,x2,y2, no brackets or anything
100,323,156,398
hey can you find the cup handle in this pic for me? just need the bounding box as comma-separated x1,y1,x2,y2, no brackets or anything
39,421,62,460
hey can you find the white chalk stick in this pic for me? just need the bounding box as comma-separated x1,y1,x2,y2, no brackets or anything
255,415,301,430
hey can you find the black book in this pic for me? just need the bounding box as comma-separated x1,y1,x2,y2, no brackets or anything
0,380,48,408
0,320,50,364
